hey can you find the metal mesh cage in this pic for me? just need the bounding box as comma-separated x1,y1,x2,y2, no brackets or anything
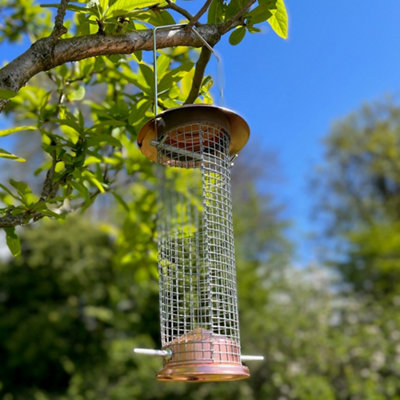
137,105,251,382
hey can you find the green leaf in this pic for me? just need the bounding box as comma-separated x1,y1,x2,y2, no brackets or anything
0,183,22,201
0,148,26,162
4,227,21,257
107,0,168,18
60,125,80,144
156,53,170,77
158,60,194,93
83,171,106,193
247,26,262,33
229,26,246,45
9,179,30,194
246,4,273,25
139,63,154,90
267,0,288,39
201,76,214,92
225,0,243,20
134,9,175,26
55,161,65,173
119,69,151,93
208,0,224,24
9,179,37,204
133,50,142,62
76,13,92,36
41,3,99,16
128,98,151,126
68,86,86,101
86,134,122,147
59,117,83,134
0,89,17,99
0,126,36,137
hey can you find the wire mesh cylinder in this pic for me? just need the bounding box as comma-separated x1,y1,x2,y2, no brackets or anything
150,106,249,382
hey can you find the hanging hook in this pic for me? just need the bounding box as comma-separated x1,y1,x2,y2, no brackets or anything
153,24,186,117
153,24,225,117
190,26,224,105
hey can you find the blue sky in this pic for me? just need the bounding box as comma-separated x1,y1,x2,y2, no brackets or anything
1,0,400,263
215,0,400,263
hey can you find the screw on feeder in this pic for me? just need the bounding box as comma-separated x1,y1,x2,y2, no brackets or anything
135,23,263,383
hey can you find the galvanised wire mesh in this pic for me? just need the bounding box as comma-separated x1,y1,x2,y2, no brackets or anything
156,119,241,365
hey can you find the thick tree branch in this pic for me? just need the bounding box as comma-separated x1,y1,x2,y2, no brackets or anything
0,25,221,112
219,0,256,34
184,46,212,104
187,0,213,29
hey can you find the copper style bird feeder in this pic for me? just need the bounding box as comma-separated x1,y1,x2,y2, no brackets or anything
134,25,263,382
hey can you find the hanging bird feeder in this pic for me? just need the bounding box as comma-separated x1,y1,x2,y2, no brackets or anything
134,25,263,382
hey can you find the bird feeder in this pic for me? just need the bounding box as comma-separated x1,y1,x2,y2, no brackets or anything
136,104,263,382
134,24,263,382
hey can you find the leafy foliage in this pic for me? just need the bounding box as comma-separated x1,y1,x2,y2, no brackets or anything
315,100,400,300
0,0,51,42
0,0,289,252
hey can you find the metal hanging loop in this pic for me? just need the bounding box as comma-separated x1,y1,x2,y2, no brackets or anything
153,24,224,117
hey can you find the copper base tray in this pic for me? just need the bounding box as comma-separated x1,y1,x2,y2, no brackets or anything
157,362,250,382
157,328,250,382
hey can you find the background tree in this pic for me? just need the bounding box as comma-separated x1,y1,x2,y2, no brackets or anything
314,100,400,301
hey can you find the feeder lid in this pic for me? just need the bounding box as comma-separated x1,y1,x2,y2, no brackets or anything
137,104,250,163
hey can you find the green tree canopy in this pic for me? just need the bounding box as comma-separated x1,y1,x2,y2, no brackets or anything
315,100,400,300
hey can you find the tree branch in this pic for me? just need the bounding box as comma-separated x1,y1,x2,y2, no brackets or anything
219,0,256,34
184,46,212,104
187,0,213,29
50,0,70,41
0,25,220,113
0,209,31,228
39,148,60,202
163,0,194,22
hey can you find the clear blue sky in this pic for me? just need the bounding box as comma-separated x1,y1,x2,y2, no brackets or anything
215,0,400,264
1,0,400,263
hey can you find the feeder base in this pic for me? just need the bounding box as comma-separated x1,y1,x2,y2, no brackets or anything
157,362,250,382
